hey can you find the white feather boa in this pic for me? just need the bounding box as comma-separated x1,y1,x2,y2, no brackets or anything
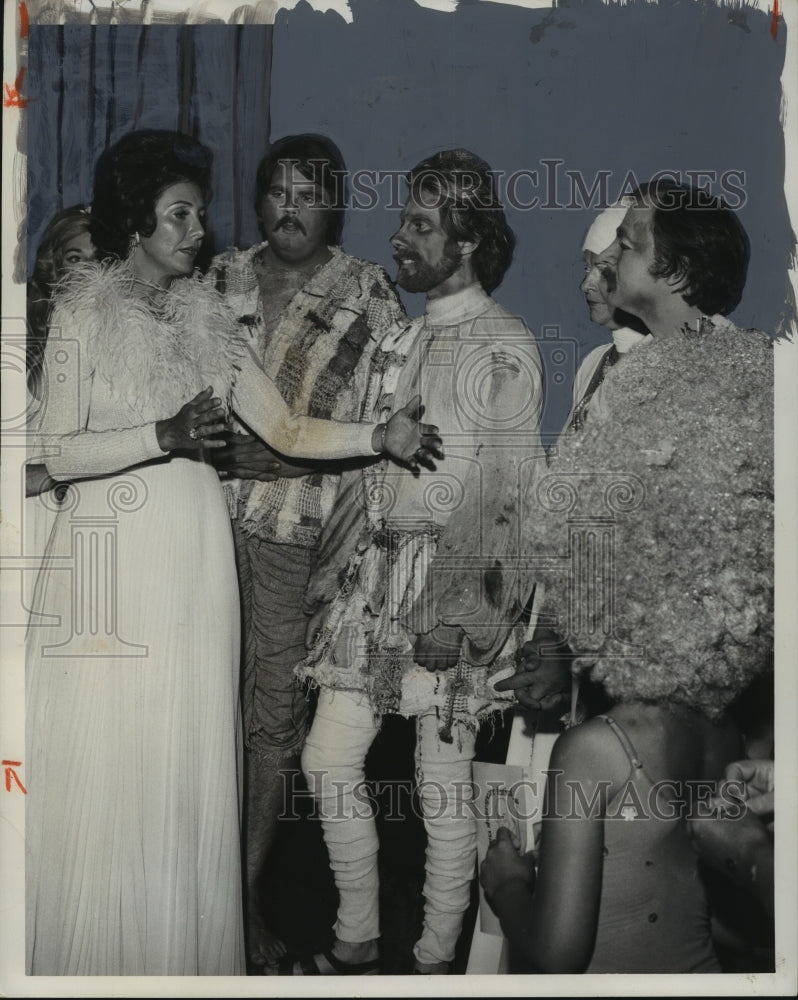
50,260,246,424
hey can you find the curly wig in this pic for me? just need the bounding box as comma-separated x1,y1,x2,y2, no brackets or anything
528,318,773,721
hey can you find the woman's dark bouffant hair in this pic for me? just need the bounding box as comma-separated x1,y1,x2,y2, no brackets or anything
90,130,212,260
407,148,515,293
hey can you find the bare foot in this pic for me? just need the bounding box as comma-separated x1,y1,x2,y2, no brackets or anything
247,915,287,970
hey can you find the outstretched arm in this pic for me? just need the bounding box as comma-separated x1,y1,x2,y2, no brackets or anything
232,346,441,466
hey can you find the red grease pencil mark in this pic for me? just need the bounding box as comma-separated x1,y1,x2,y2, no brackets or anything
3,67,29,108
771,0,780,40
4,6,30,108
2,760,27,795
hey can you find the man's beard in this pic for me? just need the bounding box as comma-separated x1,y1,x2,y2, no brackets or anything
395,240,462,293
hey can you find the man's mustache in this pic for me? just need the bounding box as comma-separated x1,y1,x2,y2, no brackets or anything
393,250,421,265
275,216,307,234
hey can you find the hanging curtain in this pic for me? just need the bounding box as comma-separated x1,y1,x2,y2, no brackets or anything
26,20,273,277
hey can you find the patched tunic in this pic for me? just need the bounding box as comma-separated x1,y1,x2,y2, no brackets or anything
301,282,546,729
210,242,406,547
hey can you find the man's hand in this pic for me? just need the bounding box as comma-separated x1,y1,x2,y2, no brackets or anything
213,432,319,481
688,805,772,876
379,394,444,472
725,759,774,825
493,626,574,712
413,624,465,671
480,826,537,899
687,793,774,915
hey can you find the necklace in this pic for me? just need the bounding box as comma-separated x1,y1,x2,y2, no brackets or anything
131,274,169,295
128,272,172,313
125,246,172,299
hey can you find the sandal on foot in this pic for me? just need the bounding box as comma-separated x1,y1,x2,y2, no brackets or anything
280,950,380,975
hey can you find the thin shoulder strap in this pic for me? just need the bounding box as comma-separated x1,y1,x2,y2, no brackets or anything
596,714,644,772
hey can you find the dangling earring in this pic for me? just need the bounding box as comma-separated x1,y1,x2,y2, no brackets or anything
128,231,141,255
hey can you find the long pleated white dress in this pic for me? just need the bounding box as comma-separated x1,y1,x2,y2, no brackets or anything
25,261,377,976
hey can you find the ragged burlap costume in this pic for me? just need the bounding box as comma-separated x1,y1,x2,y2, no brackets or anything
300,281,545,966
210,241,406,762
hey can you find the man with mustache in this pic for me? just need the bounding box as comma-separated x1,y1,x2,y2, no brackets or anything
296,149,544,975
210,133,407,972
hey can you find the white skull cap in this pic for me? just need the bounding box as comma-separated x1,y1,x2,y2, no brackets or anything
581,201,633,255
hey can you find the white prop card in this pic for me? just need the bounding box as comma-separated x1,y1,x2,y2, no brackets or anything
473,761,531,938
473,725,557,939
469,724,558,973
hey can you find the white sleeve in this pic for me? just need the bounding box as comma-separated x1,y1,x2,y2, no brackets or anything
231,345,377,460
37,309,164,481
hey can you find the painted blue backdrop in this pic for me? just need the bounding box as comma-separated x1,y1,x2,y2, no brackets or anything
26,0,793,433
267,0,792,431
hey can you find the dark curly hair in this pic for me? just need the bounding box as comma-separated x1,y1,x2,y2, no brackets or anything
406,149,515,293
90,130,212,260
255,133,346,246
632,180,750,316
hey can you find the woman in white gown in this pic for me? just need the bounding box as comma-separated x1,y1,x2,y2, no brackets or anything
25,129,440,976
